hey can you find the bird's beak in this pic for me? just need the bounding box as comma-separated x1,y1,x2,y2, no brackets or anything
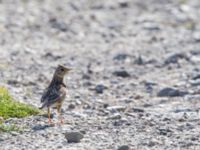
65,68,72,72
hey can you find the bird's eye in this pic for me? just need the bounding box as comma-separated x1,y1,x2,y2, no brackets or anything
60,68,64,72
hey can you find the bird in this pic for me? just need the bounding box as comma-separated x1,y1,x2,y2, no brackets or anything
40,65,71,124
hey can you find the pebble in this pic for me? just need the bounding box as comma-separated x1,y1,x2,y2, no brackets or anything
70,112,87,118
118,1,129,8
164,53,188,65
68,103,76,109
49,17,68,32
32,124,52,131
10,131,19,136
95,84,107,94
193,32,200,42
113,70,130,78
158,128,172,136
107,106,126,112
134,55,144,65
157,87,188,97
142,22,160,31
82,74,91,80
189,79,200,86
173,108,192,113
113,53,129,61
118,145,129,150
132,107,144,113
192,74,200,80
107,113,122,120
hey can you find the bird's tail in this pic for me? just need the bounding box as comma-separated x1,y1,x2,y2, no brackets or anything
39,104,45,109
39,101,48,109
39,106,43,110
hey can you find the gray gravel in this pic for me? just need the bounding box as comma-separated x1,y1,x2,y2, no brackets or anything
1,0,200,149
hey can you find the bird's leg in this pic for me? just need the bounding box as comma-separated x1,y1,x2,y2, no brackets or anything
48,107,52,124
57,105,63,124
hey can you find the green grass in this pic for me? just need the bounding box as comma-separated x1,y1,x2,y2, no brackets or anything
0,124,22,132
0,87,40,120
0,86,40,132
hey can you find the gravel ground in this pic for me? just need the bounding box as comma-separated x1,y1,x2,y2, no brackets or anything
1,0,200,149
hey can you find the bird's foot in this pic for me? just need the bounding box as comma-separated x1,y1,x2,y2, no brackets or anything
57,119,64,125
48,119,55,126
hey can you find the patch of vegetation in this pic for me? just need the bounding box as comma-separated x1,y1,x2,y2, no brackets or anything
0,87,40,119
0,124,22,132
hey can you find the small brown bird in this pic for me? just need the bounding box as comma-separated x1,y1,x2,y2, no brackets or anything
40,65,71,124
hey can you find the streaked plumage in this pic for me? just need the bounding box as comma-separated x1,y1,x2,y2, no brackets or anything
40,65,71,124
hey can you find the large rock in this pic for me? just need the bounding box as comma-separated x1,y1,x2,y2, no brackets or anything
65,131,84,143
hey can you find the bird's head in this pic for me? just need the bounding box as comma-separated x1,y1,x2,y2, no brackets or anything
54,65,71,78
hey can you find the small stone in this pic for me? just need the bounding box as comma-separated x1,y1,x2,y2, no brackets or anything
158,128,172,136
190,56,200,63
83,81,92,86
143,80,156,93
193,32,200,42
57,145,62,149
7,80,19,85
143,103,152,107
32,124,51,131
49,18,68,32
118,145,129,150
70,112,87,118
191,137,198,141
119,118,131,125
82,74,90,80
80,130,86,134
134,55,144,65
65,131,84,143
119,1,129,8
105,21,122,29
103,103,109,108
107,113,121,120
157,87,188,97
192,74,200,80
143,22,160,31
113,53,128,61
113,70,130,78
174,108,192,113
132,107,144,113
10,131,19,136
189,79,200,86
43,52,63,60
68,103,75,109
190,50,200,55
95,84,106,94
164,53,188,65
107,106,126,112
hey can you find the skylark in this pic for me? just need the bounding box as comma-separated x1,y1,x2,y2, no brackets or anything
40,65,71,124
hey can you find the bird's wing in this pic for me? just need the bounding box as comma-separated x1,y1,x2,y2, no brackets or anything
41,88,48,103
40,86,66,107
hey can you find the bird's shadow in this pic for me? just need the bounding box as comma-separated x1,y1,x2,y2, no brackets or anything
32,124,54,131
